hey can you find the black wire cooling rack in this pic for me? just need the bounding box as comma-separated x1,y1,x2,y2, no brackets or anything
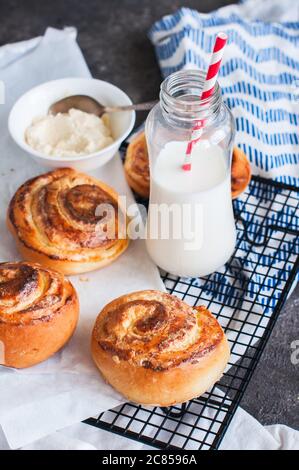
84,175,299,450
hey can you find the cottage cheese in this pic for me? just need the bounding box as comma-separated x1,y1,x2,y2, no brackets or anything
25,108,114,157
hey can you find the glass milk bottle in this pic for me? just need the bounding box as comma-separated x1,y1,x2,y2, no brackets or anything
145,70,236,278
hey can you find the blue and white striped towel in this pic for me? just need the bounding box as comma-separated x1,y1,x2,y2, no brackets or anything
149,0,299,187
148,3,299,333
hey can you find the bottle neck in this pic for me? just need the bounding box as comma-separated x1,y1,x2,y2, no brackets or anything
159,69,222,127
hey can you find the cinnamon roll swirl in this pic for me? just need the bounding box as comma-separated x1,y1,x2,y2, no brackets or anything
0,261,79,368
91,290,230,406
7,168,129,274
124,132,150,198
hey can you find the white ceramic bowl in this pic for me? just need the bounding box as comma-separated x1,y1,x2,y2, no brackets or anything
8,78,135,171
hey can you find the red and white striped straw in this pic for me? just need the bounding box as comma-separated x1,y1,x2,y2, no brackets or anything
182,32,228,171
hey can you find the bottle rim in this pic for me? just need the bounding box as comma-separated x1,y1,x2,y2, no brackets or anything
160,69,222,123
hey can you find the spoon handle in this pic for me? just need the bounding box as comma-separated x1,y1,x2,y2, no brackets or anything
105,100,158,113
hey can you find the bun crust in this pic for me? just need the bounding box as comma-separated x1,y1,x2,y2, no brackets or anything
0,261,79,368
7,168,129,275
91,290,230,406
124,132,150,198
231,146,251,199
124,132,251,201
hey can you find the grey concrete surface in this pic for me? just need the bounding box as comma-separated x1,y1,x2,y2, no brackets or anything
0,0,298,430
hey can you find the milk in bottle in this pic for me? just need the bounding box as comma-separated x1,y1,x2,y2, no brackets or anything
146,140,236,277
145,69,236,277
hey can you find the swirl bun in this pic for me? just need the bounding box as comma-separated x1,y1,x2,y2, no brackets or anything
0,261,79,368
7,168,129,274
124,132,150,198
231,147,251,199
124,132,252,201
91,290,230,406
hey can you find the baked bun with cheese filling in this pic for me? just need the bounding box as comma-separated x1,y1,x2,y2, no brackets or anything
124,131,251,200
0,261,79,368
124,132,150,198
7,168,129,275
91,290,230,406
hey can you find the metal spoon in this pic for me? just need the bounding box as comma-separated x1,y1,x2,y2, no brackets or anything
49,95,157,117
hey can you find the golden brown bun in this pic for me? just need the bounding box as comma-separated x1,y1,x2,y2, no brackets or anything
7,168,129,275
124,132,251,200
124,132,150,198
91,290,230,406
0,261,79,368
231,146,252,199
